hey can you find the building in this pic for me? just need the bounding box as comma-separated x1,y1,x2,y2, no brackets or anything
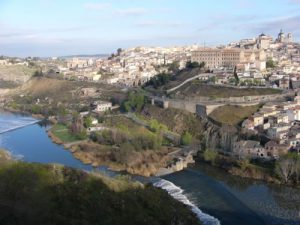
267,125,290,140
92,101,112,112
265,141,289,158
250,113,264,127
191,48,266,71
0,59,8,65
67,58,89,69
257,33,273,49
233,140,267,159
276,29,293,43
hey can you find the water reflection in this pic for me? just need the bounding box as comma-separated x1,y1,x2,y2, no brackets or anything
164,163,300,225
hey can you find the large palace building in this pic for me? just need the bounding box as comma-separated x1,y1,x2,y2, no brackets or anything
191,48,266,71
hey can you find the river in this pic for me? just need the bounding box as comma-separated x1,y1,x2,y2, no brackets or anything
0,111,299,225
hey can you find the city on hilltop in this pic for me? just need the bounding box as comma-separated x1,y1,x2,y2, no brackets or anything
1,1,300,223
1,29,300,160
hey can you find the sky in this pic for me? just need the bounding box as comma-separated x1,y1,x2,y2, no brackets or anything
0,0,300,57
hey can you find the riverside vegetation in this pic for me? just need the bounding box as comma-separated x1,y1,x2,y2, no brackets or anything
3,75,299,187
0,150,201,225
199,148,300,187
140,105,300,188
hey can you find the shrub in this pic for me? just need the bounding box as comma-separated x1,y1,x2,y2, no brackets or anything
149,119,168,133
181,132,193,145
203,149,218,165
123,92,145,112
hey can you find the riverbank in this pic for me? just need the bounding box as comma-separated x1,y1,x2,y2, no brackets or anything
196,150,300,189
58,136,195,177
45,109,200,177
1,106,46,120
1,110,300,225
0,149,201,225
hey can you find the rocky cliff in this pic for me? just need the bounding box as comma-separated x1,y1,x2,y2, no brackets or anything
202,119,239,153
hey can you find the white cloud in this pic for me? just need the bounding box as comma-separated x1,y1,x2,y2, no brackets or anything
289,0,300,3
84,2,111,10
136,20,183,28
115,7,147,16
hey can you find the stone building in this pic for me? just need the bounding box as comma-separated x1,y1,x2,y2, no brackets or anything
233,140,266,159
276,29,293,43
191,48,266,71
257,33,273,49
92,101,112,112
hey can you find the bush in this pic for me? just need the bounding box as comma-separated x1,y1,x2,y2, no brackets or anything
95,128,163,151
0,162,200,225
149,119,168,133
203,149,218,165
238,158,251,171
84,116,93,128
144,73,172,89
181,132,193,145
123,92,145,112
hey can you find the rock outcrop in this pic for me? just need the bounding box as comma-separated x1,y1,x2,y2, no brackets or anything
203,119,239,153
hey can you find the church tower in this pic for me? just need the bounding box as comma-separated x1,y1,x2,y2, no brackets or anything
277,29,285,43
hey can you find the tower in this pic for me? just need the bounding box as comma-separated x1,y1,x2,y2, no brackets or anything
287,33,293,43
277,29,285,43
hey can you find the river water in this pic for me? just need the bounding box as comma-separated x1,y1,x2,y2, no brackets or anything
0,111,299,225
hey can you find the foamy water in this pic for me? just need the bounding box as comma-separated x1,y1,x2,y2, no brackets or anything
0,114,39,134
154,179,221,225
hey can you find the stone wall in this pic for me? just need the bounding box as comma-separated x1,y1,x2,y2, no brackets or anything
149,91,292,118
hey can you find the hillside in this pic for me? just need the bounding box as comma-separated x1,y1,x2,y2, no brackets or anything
0,65,37,87
6,77,126,104
169,83,282,99
0,150,200,225
141,105,206,140
209,105,261,126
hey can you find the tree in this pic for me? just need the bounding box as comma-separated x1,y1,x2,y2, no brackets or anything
149,119,167,133
186,61,200,69
33,70,43,77
229,77,236,84
123,92,145,112
181,132,193,145
199,61,206,69
144,72,172,89
117,48,123,56
70,115,87,140
276,153,297,183
168,61,180,73
266,58,276,69
209,76,217,84
233,66,239,85
84,116,93,128
203,149,218,165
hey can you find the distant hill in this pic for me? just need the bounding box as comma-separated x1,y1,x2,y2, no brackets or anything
59,54,109,59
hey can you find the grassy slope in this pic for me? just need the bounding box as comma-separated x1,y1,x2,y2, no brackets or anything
171,84,282,99
12,77,124,101
141,105,205,139
16,77,76,100
51,124,79,143
0,65,36,83
209,105,260,126
0,80,19,89
0,151,200,225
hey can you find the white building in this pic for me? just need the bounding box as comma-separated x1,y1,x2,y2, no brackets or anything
92,101,112,112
